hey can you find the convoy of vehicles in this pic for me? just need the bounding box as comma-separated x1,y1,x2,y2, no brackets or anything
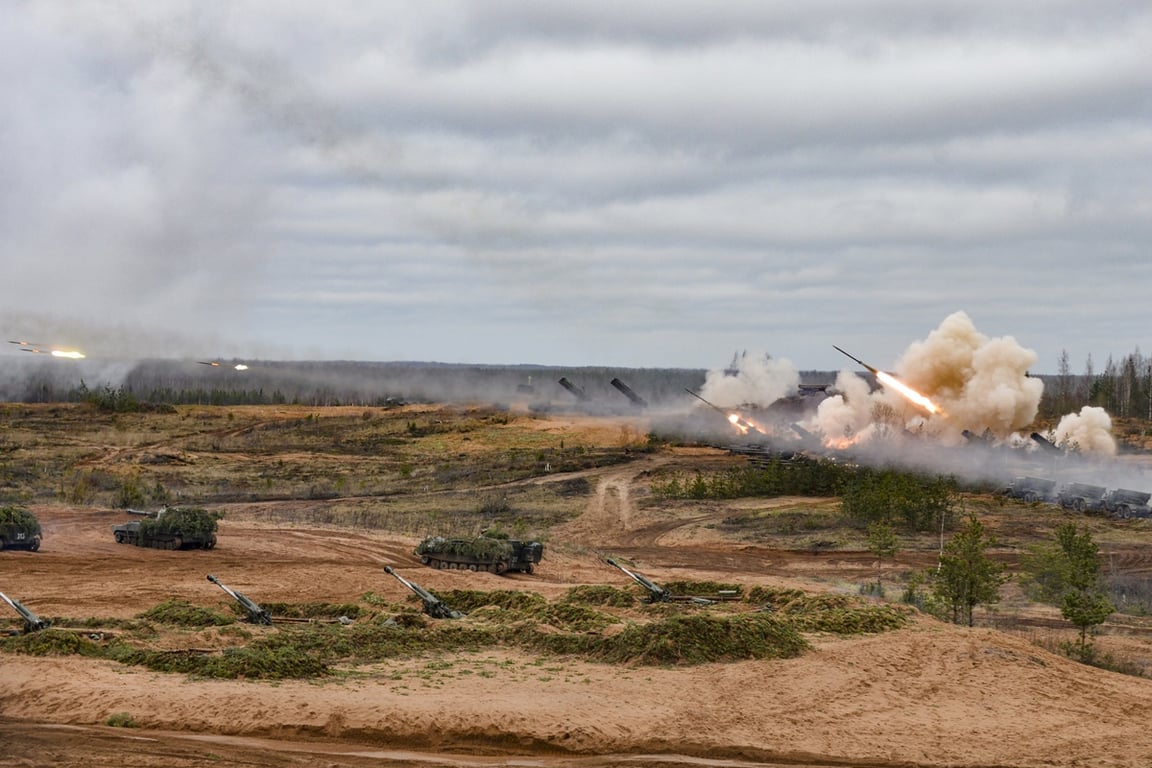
1003,477,1152,519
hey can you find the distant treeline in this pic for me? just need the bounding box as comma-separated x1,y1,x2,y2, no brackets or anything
1039,349,1152,420
1,359,722,409
1,351,1143,418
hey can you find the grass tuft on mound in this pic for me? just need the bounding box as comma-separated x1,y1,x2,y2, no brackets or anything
528,612,809,665
139,600,235,628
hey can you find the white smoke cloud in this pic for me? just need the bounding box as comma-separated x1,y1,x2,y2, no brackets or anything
1053,405,1117,456
808,310,1045,448
895,311,1043,442
698,352,799,409
811,369,877,447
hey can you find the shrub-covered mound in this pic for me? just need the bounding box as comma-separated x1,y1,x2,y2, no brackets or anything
1,585,911,679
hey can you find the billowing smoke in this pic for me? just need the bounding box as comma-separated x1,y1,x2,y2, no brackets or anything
811,370,877,447
698,353,799,409
1053,406,1117,456
895,311,1043,441
810,311,1044,447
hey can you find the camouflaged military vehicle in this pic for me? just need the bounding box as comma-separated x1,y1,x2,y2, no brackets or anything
415,533,543,574
113,506,218,550
0,505,41,552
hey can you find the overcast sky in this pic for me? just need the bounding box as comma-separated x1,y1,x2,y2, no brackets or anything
2,1,1150,373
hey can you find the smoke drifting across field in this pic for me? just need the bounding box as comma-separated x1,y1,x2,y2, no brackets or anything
681,311,1134,491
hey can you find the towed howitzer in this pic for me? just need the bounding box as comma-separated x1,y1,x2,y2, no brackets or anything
605,558,716,605
207,574,272,625
0,590,50,633
385,566,464,619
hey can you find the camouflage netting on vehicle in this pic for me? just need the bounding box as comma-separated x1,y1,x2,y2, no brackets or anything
416,536,514,560
139,507,218,538
0,505,40,534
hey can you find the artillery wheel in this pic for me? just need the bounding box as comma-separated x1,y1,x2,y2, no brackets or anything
29,536,40,552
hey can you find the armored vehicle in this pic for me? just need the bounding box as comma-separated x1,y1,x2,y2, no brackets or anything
113,507,218,550
0,505,42,552
1056,483,1108,513
415,534,543,574
1099,489,1152,519
1002,477,1057,503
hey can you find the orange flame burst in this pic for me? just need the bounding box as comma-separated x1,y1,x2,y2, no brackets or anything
727,413,763,436
875,371,945,416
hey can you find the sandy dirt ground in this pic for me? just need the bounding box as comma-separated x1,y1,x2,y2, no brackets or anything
6,451,1152,767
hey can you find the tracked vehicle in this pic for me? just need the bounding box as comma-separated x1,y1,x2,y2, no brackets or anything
0,505,42,552
415,534,543,574
113,507,218,550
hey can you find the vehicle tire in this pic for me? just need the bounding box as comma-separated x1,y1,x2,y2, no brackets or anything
0,537,6,551
114,532,125,544
1118,505,1131,520
468,564,478,572
420,555,430,565
523,564,534,575
29,536,40,552
494,562,507,575
1074,498,1086,513
1024,492,1037,503
205,535,217,550
438,561,450,570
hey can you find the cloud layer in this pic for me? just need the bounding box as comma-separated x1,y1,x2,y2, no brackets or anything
3,2,1150,369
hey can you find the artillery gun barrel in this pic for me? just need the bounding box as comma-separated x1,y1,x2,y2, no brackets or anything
384,566,463,619
605,557,672,602
206,574,272,625
0,590,50,633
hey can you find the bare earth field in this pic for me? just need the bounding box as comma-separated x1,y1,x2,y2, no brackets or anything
5,405,1152,767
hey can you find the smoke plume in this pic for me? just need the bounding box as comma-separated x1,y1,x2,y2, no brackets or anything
698,353,799,409
1053,406,1117,456
810,311,1044,447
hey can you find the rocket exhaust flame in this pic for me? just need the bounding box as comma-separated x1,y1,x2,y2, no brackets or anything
875,371,943,415
8,341,85,359
833,345,944,416
686,388,763,436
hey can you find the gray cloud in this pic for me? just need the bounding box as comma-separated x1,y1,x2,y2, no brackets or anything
2,1,1150,371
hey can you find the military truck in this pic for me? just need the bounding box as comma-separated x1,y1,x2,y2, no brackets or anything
415,534,543,574
0,505,41,552
1002,476,1057,503
1099,489,1152,519
1056,483,1108,513
113,506,218,550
